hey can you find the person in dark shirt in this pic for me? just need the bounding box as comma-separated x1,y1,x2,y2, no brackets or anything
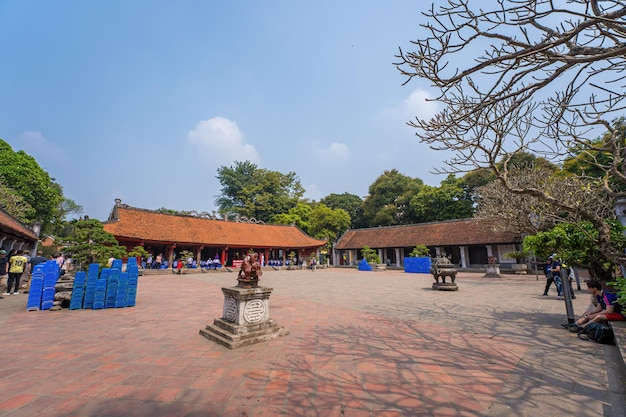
24,251,48,293
568,280,624,332
0,250,8,298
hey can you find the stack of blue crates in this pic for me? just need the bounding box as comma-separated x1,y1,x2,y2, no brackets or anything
41,261,60,310
93,268,110,309
126,259,139,307
26,263,46,311
69,271,86,310
115,272,128,307
83,263,100,309
27,258,139,312
105,268,119,309
93,272,107,310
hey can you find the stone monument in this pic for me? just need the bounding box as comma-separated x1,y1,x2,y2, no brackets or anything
430,254,458,291
199,251,289,349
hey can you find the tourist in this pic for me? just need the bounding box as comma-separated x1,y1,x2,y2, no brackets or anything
548,256,564,300
311,257,317,272
0,250,8,298
566,280,625,332
6,249,28,295
532,256,554,296
155,253,163,270
25,251,47,293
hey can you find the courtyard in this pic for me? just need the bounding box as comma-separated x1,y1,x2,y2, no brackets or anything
0,268,624,417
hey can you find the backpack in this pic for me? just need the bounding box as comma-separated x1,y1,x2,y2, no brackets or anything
579,323,615,344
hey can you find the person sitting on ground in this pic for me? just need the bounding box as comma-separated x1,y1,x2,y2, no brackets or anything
565,280,625,332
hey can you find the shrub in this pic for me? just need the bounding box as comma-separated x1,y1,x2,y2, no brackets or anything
409,245,430,257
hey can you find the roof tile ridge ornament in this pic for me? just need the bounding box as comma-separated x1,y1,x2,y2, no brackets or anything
235,214,265,224
186,210,218,220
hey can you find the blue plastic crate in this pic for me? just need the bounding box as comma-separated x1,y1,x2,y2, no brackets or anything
92,301,104,310
41,300,54,310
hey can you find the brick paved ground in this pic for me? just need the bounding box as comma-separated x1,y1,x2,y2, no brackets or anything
0,268,624,417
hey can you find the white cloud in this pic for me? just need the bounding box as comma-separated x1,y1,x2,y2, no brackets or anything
403,89,439,121
316,142,350,161
17,131,68,163
187,117,260,164
379,88,440,123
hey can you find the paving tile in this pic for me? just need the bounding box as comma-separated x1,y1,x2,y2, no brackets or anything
0,269,624,416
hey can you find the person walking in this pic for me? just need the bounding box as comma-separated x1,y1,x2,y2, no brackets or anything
532,256,554,296
6,249,28,295
549,256,564,300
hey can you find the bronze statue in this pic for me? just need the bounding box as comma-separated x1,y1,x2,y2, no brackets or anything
237,251,262,288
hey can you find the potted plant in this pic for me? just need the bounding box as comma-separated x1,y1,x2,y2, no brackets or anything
503,250,529,274
404,244,432,273
359,246,380,271
287,251,297,270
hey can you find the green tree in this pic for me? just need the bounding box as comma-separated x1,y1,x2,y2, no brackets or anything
272,203,313,233
0,140,63,230
362,169,422,227
308,204,350,246
409,174,474,223
47,183,84,238
0,177,32,223
216,160,304,223
320,192,365,229
361,246,380,264
59,219,127,270
523,221,626,283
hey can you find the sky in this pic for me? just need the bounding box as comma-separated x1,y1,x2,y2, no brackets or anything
0,1,450,221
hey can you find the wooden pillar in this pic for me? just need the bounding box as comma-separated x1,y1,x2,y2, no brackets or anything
168,244,176,268
196,246,204,265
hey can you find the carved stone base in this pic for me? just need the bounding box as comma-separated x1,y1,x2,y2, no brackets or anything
198,286,289,349
432,282,459,291
484,264,502,278
200,318,289,349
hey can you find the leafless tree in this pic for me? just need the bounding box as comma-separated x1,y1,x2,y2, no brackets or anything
396,0,626,263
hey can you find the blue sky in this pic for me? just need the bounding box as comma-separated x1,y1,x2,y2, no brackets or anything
0,1,447,221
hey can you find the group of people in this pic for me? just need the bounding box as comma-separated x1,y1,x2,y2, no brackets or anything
0,249,52,297
141,254,163,270
536,255,576,300
535,254,625,333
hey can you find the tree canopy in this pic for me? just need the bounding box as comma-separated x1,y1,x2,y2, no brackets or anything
216,161,304,223
362,169,422,227
59,219,127,270
320,192,365,229
0,139,64,230
409,174,474,223
396,0,626,265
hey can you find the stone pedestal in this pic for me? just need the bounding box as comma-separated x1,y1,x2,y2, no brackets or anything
199,286,288,349
432,282,458,291
484,264,502,278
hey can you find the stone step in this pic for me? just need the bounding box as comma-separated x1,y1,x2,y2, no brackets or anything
199,322,288,349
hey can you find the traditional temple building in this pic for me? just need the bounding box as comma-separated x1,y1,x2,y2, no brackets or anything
333,218,523,269
0,208,40,255
103,199,326,268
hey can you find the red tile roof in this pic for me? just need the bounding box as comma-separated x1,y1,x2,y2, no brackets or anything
334,218,520,249
0,209,38,241
103,205,326,249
